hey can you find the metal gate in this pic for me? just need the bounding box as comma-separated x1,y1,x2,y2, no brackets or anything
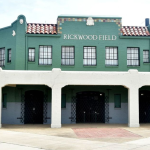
139,90,150,123
71,91,109,123
20,91,48,124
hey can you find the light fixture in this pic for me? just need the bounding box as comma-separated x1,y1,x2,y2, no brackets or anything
100,94,102,96
141,93,144,95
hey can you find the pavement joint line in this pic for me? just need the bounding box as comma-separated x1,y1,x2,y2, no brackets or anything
125,129,143,138
123,128,145,138
0,142,46,150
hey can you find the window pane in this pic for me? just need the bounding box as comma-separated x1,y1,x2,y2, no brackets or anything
8,49,11,62
127,48,139,66
143,50,149,63
28,48,35,62
39,46,52,65
83,47,96,66
61,47,74,65
70,52,74,58
70,47,74,52
0,48,5,66
105,47,118,66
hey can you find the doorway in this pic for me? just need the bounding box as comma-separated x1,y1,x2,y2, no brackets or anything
139,90,150,123
24,90,44,124
76,91,105,123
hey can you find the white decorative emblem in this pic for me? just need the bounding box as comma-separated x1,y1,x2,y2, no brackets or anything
50,25,53,33
12,30,16,36
20,19,23,24
86,17,94,26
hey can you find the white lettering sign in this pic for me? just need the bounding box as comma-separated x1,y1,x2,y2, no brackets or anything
63,34,117,41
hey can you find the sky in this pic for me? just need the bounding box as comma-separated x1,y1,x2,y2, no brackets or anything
0,0,150,28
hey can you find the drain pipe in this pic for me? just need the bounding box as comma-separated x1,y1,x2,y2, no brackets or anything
146,19,150,72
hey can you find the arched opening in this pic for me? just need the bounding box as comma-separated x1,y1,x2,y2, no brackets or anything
61,85,128,125
139,90,150,123
2,85,51,125
24,90,44,124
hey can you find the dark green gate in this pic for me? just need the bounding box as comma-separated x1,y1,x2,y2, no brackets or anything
20,90,48,124
139,90,150,123
71,91,109,123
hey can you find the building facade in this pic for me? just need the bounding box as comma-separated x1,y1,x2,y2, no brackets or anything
0,15,150,127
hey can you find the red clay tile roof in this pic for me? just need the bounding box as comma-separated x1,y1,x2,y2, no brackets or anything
27,23,57,34
26,23,150,36
121,26,150,36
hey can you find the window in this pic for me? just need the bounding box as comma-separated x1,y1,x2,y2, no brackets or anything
61,94,66,108
143,50,149,63
8,49,11,62
39,46,52,65
0,48,5,67
28,48,35,62
114,94,121,108
105,47,118,66
2,94,7,108
127,48,140,66
61,46,74,65
83,47,96,66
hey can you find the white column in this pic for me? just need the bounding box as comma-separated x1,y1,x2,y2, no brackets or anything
51,85,61,128
0,87,1,128
128,87,140,127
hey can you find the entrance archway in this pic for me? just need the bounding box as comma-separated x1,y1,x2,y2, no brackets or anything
25,90,44,124
139,90,150,123
76,91,105,123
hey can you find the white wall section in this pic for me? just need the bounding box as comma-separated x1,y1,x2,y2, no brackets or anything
0,68,149,128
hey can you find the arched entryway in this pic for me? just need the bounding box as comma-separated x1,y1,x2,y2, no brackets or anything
24,90,44,124
76,91,105,123
139,90,150,123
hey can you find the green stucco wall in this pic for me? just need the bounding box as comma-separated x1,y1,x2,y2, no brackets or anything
62,85,128,103
4,85,150,104
0,15,150,71
3,85,128,103
2,85,51,102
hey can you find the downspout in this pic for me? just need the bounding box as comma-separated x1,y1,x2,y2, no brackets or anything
24,18,28,70
25,35,28,70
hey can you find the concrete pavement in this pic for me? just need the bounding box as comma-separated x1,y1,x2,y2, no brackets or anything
0,124,150,150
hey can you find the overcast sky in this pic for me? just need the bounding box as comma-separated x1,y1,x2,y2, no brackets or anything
0,0,150,28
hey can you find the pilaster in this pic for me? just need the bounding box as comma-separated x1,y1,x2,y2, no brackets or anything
51,85,62,128
128,87,140,127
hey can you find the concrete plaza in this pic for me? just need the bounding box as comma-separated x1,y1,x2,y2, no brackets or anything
0,124,150,150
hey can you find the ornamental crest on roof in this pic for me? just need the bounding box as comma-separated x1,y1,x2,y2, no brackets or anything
86,17,94,26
